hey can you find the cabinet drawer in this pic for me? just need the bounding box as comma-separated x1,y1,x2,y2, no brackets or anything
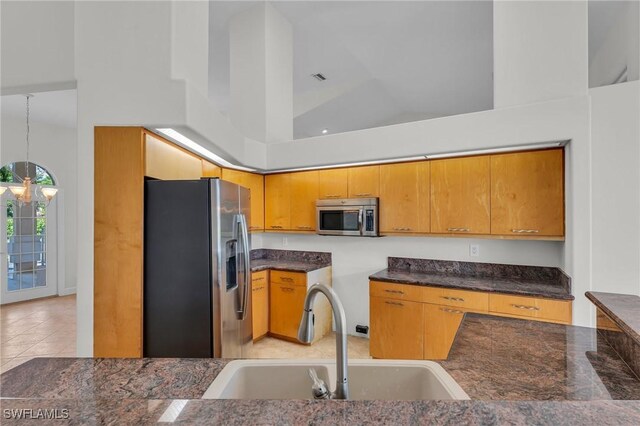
422,287,489,311
251,271,268,284
489,294,572,324
370,281,424,303
270,270,306,287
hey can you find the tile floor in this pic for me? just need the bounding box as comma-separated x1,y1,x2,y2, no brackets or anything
0,294,369,375
250,333,371,359
0,295,76,373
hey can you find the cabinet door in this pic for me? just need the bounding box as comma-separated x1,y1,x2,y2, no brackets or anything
431,156,490,234
265,174,291,230
318,169,348,199
222,169,265,231
348,165,380,198
290,171,319,231
379,162,429,233
423,303,466,360
370,296,424,359
252,271,269,340
270,282,306,339
491,149,564,237
145,134,203,180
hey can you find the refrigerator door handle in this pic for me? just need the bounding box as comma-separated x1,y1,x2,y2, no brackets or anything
236,213,251,320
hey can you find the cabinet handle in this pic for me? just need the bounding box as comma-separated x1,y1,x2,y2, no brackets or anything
511,304,540,311
252,286,264,291
392,227,412,231
385,301,404,307
280,277,294,282
325,194,341,198
440,307,465,314
280,287,295,292
252,277,265,282
296,226,313,230
384,289,405,295
270,225,283,229
354,193,372,197
447,228,470,232
441,296,465,302
511,229,539,234
249,226,261,230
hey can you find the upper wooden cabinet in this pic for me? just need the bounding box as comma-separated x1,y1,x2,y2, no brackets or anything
348,165,380,198
290,171,319,231
221,169,265,231
201,160,222,178
145,134,203,180
318,168,348,199
430,156,490,235
265,173,291,230
379,162,430,233
491,149,564,237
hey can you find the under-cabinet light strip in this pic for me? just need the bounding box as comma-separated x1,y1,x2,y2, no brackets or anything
155,128,257,172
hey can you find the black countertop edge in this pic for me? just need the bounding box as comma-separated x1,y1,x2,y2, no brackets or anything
586,291,640,346
369,269,575,301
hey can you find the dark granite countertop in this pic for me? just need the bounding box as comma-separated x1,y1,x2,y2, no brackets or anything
2,313,639,424
0,398,638,425
441,313,640,400
370,257,574,300
586,291,640,345
250,248,331,273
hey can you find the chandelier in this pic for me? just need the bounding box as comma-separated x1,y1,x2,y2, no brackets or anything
1,95,58,205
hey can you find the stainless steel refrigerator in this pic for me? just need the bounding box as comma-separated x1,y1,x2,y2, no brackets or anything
144,178,252,358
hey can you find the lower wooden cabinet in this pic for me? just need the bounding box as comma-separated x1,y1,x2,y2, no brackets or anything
370,296,424,359
251,271,269,341
370,281,573,360
269,282,307,340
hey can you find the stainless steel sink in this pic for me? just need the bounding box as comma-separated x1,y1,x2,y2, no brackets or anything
202,359,469,400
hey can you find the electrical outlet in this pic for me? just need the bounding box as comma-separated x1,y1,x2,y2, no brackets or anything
469,244,480,257
282,236,288,247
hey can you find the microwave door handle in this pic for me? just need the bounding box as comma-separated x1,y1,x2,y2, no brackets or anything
358,209,364,236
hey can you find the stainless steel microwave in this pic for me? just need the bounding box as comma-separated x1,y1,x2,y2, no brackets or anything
316,198,379,237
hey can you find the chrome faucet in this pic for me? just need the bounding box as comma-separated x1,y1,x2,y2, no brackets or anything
298,283,349,400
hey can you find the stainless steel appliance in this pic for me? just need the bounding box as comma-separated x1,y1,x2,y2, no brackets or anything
144,178,252,358
316,198,379,237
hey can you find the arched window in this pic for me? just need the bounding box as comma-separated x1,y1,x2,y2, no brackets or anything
1,161,57,301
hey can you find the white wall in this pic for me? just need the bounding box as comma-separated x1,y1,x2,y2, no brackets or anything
254,233,563,337
0,116,78,295
493,0,588,108
0,1,75,93
589,1,640,88
590,80,640,296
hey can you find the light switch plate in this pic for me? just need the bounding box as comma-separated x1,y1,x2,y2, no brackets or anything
469,244,480,257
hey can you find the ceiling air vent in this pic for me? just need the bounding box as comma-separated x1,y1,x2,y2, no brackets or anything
311,73,327,81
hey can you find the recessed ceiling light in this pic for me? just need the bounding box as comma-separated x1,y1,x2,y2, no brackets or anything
311,73,327,81
321,129,328,134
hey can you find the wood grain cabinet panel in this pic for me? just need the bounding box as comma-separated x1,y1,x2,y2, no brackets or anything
318,168,349,199
348,165,380,198
379,162,430,233
423,303,467,360
491,149,564,237
370,281,425,303
265,173,291,230
290,171,319,231
431,156,490,235
269,282,307,339
421,287,489,311
222,169,265,231
144,134,203,180
489,294,572,324
370,296,424,359
201,160,222,178
252,271,269,341
94,127,145,358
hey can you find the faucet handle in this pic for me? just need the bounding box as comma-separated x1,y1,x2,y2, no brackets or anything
308,368,330,400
